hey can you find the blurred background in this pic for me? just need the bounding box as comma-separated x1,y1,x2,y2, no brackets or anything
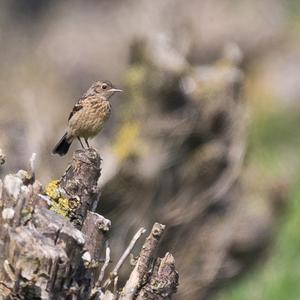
0,0,300,299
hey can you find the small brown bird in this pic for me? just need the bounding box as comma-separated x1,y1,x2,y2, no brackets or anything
52,80,122,156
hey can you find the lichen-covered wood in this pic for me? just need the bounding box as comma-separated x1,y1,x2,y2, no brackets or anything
49,148,102,228
0,150,178,300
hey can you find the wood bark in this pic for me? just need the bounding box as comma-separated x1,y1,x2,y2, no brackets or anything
0,150,178,300
121,224,178,300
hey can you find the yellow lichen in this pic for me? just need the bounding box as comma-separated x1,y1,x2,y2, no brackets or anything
57,197,70,212
68,198,80,210
49,201,69,217
44,179,77,218
45,180,60,200
84,259,100,269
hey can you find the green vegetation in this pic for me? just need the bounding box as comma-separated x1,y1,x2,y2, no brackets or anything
218,108,300,300
286,0,300,26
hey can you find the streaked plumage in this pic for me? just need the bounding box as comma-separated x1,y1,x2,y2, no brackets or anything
52,80,122,156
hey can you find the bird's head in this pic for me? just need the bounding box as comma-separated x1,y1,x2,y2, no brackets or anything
85,80,122,99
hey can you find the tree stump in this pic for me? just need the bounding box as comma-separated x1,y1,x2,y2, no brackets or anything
0,150,178,300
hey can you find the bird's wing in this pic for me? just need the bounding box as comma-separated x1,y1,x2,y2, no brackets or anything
68,98,84,121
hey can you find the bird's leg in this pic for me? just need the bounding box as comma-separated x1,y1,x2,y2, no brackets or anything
77,137,85,149
84,138,90,148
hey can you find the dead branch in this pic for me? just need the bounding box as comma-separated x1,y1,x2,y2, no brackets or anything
98,240,111,285
0,148,6,165
120,223,166,300
136,253,178,300
103,227,146,290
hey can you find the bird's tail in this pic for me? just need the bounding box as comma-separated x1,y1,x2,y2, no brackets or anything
52,133,73,156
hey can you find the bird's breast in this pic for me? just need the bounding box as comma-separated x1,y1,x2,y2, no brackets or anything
69,100,111,138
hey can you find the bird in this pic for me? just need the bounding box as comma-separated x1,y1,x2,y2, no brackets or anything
52,80,122,156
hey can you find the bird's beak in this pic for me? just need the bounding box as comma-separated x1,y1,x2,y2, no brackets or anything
110,88,123,93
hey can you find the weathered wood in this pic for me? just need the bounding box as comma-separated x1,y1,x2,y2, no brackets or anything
0,150,178,300
81,211,111,287
0,151,103,299
59,148,102,228
136,253,178,300
101,227,146,292
120,223,166,300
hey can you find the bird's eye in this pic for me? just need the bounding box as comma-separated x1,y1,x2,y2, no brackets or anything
101,84,108,90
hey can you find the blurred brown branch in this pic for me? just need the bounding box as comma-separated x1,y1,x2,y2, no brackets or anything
0,148,5,165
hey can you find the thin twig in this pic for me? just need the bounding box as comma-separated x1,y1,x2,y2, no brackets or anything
90,240,111,298
113,276,118,295
98,240,111,285
112,227,146,276
103,227,146,289
29,153,36,173
3,260,15,281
